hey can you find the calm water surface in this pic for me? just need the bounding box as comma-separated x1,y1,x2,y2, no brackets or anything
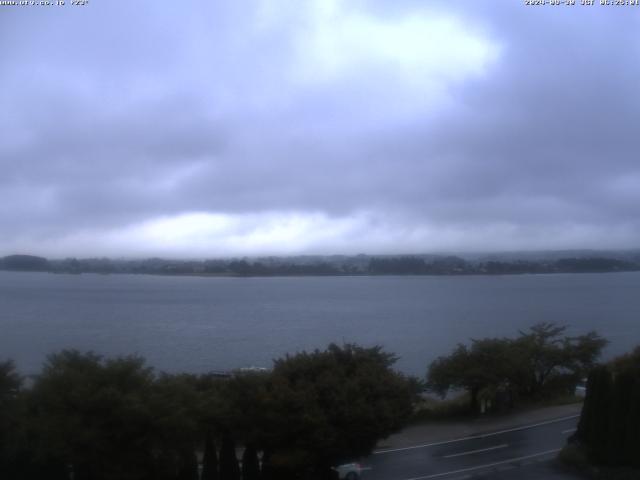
1,271,639,376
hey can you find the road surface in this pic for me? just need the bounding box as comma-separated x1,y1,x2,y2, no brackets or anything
362,415,582,480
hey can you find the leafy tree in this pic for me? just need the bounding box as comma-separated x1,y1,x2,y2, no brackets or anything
427,339,520,412
427,323,607,412
260,343,416,478
217,371,271,447
28,350,157,480
611,345,640,375
0,360,23,477
0,360,20,398
148,373,202,459
514,323,606,397
0,343,418,479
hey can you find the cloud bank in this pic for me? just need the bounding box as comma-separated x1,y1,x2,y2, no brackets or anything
1,0,639,257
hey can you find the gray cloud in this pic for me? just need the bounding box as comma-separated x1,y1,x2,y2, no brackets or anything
1,0,639,257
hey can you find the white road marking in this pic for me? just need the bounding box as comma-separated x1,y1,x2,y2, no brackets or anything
401,448,561,480
562,428,577,434
374,414,579,454
442,443,508,459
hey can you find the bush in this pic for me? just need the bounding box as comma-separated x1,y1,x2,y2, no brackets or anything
410,393,472,422
558,444,590,470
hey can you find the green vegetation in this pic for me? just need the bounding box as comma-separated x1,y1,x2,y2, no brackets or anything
2,253,640,276
0,254,49,271
566,346,640,475
0,344,417,480
410,393,473,423
1,325,631,479
426,323,607,413
558,346,640,479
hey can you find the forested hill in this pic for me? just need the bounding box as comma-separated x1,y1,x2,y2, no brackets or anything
1,252,640,277
0,255,50,271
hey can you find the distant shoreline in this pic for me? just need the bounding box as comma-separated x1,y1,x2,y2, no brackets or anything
2,252,640,279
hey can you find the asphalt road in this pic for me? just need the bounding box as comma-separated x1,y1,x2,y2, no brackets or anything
362,415,581,480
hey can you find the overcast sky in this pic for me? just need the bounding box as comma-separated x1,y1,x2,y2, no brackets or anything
1,0,639,258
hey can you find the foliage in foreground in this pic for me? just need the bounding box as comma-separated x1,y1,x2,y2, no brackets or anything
426,322,607,413
0,344,416,480
571,346,640,469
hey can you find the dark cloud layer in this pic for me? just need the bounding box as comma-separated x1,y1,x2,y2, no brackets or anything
1,1,639,257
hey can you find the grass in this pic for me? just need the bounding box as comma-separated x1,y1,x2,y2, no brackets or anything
409,390,583,425
410,393,473,423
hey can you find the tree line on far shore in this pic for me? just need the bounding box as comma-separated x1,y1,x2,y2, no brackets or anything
2,253,639,277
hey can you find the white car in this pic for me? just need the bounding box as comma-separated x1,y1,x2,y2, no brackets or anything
332,463,363,480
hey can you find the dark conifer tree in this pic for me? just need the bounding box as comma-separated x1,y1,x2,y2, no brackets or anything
241,444,260,480
576,369,597,443
259,450,273,480
608,370,633,465
177,449,199,480
623,375,640,467
219,435,240,480
201,432,219,480
585,366,613,464
154,450,180,480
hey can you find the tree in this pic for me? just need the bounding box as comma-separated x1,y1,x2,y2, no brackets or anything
177,449,199,480
0,360,20,398
426,323,607,413
260,343,416,478
580,366,613,464
607,369,634,464
514,323,607,397
260,449,274,480
216,371,271,447
573,346,640,468
0,360,23,477
28,350,157,480
613,347,640,467
148,373,202,468
201,431,219,480
241,444,260,480
0,254,49,271
219,435,241,480
624,374,640,468
611,345,640,375
427,339,519,412
368,257,428,275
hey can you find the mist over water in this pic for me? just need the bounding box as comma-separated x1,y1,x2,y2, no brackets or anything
2,271,639,377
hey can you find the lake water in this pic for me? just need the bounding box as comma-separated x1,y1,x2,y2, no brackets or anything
1,271,639,376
